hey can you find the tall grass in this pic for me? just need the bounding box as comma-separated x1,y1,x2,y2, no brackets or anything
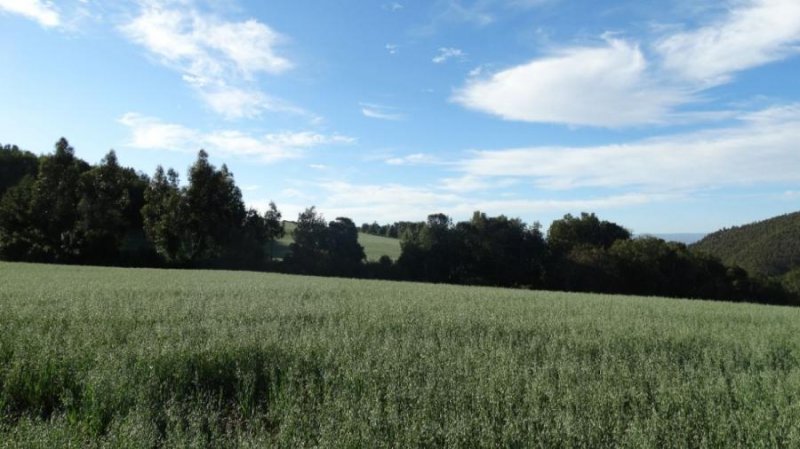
1,262,799,447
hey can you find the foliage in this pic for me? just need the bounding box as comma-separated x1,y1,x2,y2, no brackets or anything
141,166,185,264
0,176,39,260
0,138,796,305
692,211,800,277
74,150,150,264
398,212,547,287
182,152,247,262
285,208,366,276
264,201,284,261
0,144,38,199
271,221,401,262
0,138,89,261
547,212,631,254
2,262,800,447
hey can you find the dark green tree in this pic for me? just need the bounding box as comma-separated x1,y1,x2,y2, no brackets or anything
182,151,246,262
327,217,366,276
0,144,38,199
27,138,90,261
548,212,631,254
459,212,547,287
264,201,284,261
74,150,138,263
142,166,186,264
285,206,328,274
0,176,39,260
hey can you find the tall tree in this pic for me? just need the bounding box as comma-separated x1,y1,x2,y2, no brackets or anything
459,212,547,287
0,176,38,260
27,138,90,261
183,151,246,262
327,217,365,276
0,144,38,199
264,201,284,261
74,150,136,263
286,206,328,274
142,166,186,264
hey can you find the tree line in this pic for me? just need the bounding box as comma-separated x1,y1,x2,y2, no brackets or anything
1,139,796,306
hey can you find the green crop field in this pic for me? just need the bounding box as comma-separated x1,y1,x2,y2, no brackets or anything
271,222,402,261
1,262,799,448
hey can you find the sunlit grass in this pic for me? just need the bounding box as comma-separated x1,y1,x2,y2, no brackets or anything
1,262,799,448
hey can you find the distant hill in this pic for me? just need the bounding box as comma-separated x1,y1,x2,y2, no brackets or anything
691,212,800,277
640,233,707,245
270,222,402,262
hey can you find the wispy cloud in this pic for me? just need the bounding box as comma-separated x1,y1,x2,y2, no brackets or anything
385,153,438,165
361,102,405,121
120,0,308,120
118,112,354,163
655,0,800,86
305,180,668,224
383,2,403,12
455,0,800,127
432,47,466,63
439,175,517,192
422,0,553,32
385,43,399,55
0,0,60,27
456,104,800,190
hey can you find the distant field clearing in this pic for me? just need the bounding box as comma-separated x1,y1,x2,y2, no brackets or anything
271,221,402,261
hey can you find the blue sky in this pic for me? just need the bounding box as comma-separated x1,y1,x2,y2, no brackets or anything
1,0,799,233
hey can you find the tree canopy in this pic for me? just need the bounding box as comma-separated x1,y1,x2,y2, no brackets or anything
0,138,796,307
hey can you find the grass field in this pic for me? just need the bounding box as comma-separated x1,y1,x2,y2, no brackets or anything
271,222,402,261
1,262,799,448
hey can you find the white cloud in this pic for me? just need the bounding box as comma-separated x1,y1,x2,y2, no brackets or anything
119,112,354,163
197,85,321,121
0,0,60,27
457,104,800,190
198,86,271,119
121,0,299,120
655,0,800,85
122,3,291,78
433,47,465,63
118,112,199,151
454,38,687,127
455,0,800,127
385,153,438,165
385,43,399,54
439,175,518,192
304,180,667,224
361,102,404,121
314,181,462,222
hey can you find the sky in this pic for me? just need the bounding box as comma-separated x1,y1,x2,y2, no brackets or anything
1,0,799,233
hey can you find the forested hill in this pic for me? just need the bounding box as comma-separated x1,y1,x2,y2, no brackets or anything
691,211,800,277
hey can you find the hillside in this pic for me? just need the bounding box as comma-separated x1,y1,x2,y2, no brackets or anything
648,233,706,245
1,262,799,447
691,211,800,277
270,221,402,261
